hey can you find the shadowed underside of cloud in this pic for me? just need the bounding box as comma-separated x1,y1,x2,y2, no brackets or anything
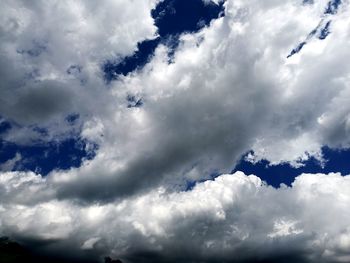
1,172,350,263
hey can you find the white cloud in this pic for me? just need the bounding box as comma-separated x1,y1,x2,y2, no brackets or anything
1,0,350,261
1,0,350,197
0,0,159,129
81,237,101,250
1,171,350,262
44,0,350,199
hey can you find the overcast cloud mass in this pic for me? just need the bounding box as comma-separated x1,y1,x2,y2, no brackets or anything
1,0,350,262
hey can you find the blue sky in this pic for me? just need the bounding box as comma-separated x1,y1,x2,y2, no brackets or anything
1,0,350,263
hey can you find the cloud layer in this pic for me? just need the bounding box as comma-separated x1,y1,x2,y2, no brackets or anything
1,0,350,197
1,0,350,262
1,172,350,262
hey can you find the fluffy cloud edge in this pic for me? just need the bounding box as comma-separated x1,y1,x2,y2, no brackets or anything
0,171,349,262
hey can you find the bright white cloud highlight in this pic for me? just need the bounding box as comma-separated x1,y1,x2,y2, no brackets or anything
1,0,350,196
1,0,350,262
1,172,350,262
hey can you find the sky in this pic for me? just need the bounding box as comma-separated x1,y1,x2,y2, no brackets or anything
0,0,350,262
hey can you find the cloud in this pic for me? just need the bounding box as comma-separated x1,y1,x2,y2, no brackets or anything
39,0,350,201
0,153,21,171
1,0,350,262
0,0,350,197
1,0,350,199
1,171,350,262
0,0,159,128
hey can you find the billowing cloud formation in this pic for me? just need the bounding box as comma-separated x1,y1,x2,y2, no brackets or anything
1,0,350,197
1,172,350,262
1,0,350,262
0,0,158,128
47,0,350,200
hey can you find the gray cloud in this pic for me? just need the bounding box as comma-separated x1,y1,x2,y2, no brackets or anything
46,0,350,201
1,80,74,124
1,1,350,262
1,172,350,263
1,0,350,200
0,0,159,128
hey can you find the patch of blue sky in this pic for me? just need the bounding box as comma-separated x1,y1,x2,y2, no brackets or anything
287,42,307,58
287,0,340,58
324,0,342,15
0,118,11,135
185,147,350,190
103,0,225,82
233,146,350,187
0,114,96,175
0,137,97,175
318,21,331,39
103,38,160,82
151,0,225,37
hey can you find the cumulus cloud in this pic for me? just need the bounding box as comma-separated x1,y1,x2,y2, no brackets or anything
0,0,158,130
1,0,350,262
39,0,350,200
1,0,350,197
1,172,350,262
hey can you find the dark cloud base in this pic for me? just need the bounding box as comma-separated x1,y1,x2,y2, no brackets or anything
0,235,309,263
0,236,99,263
123,251,309,263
